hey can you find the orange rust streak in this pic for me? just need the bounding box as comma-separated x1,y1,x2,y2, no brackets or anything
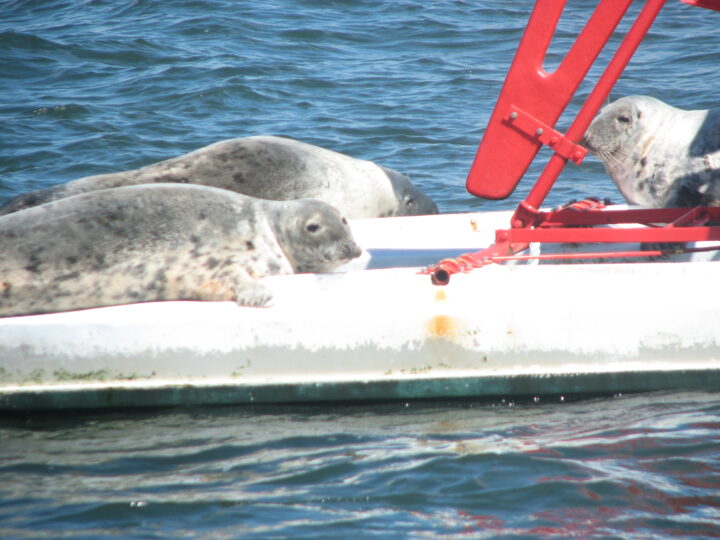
428,314,457,339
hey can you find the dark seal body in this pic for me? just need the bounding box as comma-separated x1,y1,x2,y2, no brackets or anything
0,136,438,218
0,184,361,317
582,95,720,207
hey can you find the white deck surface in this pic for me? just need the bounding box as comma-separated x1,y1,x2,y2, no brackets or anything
2,209,719,409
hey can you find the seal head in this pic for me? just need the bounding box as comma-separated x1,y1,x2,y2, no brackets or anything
264,198,362,273
582,95,720,207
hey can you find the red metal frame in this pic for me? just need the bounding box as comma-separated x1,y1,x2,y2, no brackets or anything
426,0,720,284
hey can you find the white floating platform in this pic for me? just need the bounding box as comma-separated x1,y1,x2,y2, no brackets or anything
2,209,720,410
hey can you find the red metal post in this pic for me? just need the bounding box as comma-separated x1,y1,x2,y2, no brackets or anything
512,0,667,227
466,0,635,200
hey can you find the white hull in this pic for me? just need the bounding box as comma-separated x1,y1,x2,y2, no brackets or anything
2,209,720,410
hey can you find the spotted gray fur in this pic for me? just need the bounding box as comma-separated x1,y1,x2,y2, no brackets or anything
0,184,361,317
0,136,438,218
581,95,720,207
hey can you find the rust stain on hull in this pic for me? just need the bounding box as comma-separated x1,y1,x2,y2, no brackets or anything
428,289,459,339
428,314,458,339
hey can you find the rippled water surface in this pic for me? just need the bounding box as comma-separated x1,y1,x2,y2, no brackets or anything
2,393,720,538
2,1,720,537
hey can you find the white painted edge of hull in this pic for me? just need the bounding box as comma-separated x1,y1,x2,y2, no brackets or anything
2,208,719,409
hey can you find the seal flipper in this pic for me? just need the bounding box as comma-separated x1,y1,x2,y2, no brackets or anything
194,269,274,307
234,279,274,308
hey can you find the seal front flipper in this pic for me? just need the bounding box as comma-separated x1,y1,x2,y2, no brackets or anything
234,279,274,308
191,267,273,307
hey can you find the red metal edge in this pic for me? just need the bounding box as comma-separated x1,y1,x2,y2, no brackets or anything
681,0,720,11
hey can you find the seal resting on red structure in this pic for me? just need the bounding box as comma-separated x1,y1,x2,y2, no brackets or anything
581,95,720,207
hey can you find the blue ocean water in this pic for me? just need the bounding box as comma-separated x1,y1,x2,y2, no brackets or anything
1,0,720,537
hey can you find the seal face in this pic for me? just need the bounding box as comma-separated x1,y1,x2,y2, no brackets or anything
0,184,361,317
0,136,439,218
581,95,720,207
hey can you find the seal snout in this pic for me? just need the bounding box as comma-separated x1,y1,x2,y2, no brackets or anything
328,240,361,263
344,241,362,260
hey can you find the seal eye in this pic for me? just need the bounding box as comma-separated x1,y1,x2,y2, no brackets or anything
342,218,348,225
306,223,321,233
617,115,631,124
405,197,415,207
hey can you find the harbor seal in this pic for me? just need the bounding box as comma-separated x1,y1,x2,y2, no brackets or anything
581,95,720,207
0,136,439,218
0,184,361,317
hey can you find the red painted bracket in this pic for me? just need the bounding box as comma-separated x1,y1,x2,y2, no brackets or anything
506,105,587,165
466,0,640,200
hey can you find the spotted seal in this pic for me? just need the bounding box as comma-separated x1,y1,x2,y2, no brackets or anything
0,135,439,218
581,95,720,207
0,184,361,317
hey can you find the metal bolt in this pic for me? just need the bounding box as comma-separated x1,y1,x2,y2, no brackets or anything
509,111,518,120
535,128,544,136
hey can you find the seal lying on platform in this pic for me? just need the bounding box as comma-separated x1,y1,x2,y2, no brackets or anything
581,95,720,207
0,136,438,218
0,184,361,317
